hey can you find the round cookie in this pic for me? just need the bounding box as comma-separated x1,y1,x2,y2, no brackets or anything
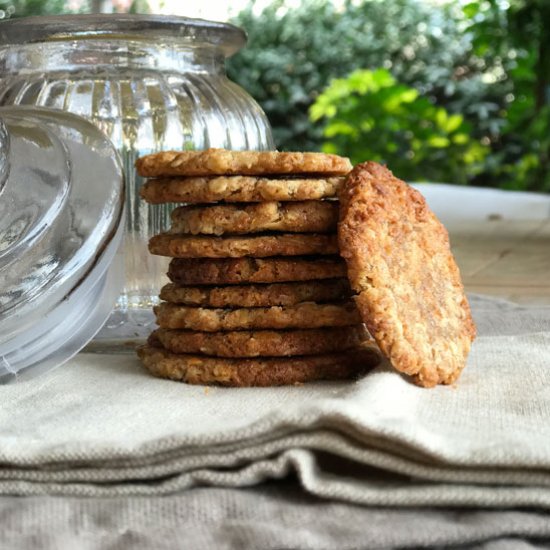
169,201,338,235
135,148,352,177
159,279,352,307
167,257,347,285
151,326,370,357
137,343,381,387
149,233,338,258
338,161,476,388
140,176,343,204
154,301,361,331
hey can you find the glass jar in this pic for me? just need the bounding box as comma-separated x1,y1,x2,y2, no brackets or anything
0,14,274,341
0,106,124,382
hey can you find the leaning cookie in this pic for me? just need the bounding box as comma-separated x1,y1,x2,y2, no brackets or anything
137,343,381,387
338,161,476,387
136,148,352,177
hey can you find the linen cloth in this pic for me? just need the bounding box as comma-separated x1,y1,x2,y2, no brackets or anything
2,485,550,549
1,295,550,509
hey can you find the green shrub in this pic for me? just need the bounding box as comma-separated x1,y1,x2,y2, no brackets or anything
463,0,550,191
0,0,68,17
310,68,488,183
0,0,150,17
229,0,504,154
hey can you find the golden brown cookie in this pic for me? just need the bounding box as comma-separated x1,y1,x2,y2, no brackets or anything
151,326,369,357
159,279,352,307
136,148,352,177
168,257,348,285
154,301,361,331
169,201,338,235
149,233,338,258
137,342,381,387
140,176,343,204
338,161,476,388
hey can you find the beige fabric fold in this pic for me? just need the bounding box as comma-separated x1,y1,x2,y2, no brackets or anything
1,295,550,507
2,486,550,550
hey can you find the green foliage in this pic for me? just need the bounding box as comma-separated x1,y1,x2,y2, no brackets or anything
0,0,150,17
463,0,550,191
229,0,503,154
127,0,151,13
0,0,69,17
230,0,550,190
311,68,487,183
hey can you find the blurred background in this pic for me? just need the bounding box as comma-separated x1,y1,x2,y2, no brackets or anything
0,0,548,193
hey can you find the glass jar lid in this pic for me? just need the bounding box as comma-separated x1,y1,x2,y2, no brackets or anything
0,14,246,57
0,106,125,382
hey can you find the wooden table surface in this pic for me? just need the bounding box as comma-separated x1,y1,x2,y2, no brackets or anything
450,218,550,305
413,184,550,306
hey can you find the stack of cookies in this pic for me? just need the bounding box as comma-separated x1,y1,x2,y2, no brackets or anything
135,149,381,387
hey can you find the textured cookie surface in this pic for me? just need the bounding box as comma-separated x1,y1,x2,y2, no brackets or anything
338,161,476,387
149,233,338,258
137,343,381,387
136,148,352,177
169,201,338,235
154,301,361,331
160,279,351,307
152,326,369,357
140,176,343,204
168,257,347,285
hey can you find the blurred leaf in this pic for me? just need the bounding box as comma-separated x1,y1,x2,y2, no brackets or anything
462,2,480,18
435,109,447,129
427,136,450,148
310,68,488,183
445,114,464,133
324,120,356,137
453,133,469,144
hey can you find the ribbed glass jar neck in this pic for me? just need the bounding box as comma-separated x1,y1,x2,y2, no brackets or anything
0,38,226,76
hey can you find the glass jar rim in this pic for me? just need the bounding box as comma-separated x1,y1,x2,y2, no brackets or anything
0,14,246,57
